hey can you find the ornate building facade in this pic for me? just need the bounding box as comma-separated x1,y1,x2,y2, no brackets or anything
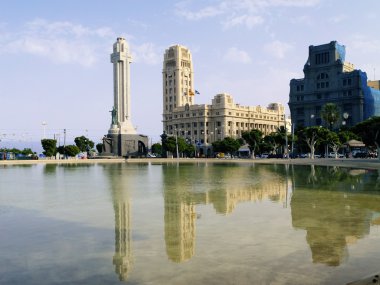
289,41,380,129
162,45,286,156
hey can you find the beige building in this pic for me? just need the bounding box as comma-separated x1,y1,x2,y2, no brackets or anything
162,45,286,156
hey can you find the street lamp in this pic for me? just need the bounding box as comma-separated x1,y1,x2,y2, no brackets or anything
42,121,47,139
284,114,288,158
174,128,179,159
342,112,349,126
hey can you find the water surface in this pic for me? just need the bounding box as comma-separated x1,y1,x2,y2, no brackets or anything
1,162,380,284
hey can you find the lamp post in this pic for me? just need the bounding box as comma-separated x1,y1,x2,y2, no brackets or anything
284,114,288,158
174,129,179,159
342,112,349,126
42,121,47,139
291,121,295,158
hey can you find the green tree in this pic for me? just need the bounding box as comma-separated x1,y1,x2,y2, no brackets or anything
74,136,94,152
263,127,287,154
160,132,169,158
164,136,177,155
57,145,65,154
337,130,360,144
212,140,224,153
300,127,325,159
212,137,242,156
21,148,34,156
263,133,279,154
326,131,341,158
65,145,80,157
222,137,242,154
177,137,188,155
315,127,331,157
151,143,162,155
96,143,103,153
321,103,340,130
41,139,57,157
352,116,380,159
184,143,196,157
242,129,263,158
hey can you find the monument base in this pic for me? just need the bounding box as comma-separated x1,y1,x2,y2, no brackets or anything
102,133,148,158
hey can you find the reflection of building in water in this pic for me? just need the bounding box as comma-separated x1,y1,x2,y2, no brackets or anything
164,189,195,263
163,164,288,262
291,188,380,266
209,181,287,214
113,194,133,281
103,164,134,281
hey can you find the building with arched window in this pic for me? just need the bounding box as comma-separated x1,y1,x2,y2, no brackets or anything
162,45,286,156
289,41,380,129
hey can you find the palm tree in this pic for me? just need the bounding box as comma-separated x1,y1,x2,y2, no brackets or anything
321,103,340,130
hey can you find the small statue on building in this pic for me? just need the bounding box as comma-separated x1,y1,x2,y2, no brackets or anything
110,107,117,125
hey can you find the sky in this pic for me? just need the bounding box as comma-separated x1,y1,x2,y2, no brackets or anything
1,0,380,152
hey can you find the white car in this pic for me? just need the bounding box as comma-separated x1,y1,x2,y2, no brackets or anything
328,152,344,158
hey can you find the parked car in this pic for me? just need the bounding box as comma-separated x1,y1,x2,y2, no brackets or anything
147,153,157,158
353,151,367,158
328,152,344,158
260,153,269,158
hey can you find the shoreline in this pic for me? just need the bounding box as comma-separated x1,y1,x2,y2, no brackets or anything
1,157,379,170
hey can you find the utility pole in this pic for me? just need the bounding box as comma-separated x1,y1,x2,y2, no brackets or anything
63,129,66,159
284,114,288,158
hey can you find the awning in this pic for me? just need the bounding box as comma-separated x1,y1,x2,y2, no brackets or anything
345,139,365,147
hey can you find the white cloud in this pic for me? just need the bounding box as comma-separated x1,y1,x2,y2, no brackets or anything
0,18,116,67
0,18,159,68
264,40,293,59
175,2,224,20
350,38,380,53
175,0,321,29
223,14,264,30
132,43,161,65
223,47,252,64
329,14,347,23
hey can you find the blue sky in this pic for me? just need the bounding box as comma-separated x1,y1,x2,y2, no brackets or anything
1,0,379,151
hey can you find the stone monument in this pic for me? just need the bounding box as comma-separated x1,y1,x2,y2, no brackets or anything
102,37,148,157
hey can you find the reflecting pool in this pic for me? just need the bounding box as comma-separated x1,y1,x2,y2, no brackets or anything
1,162,380,284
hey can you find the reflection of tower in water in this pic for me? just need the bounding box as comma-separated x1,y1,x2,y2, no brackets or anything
103,164,134,281
113,194,133,281
164,189,196,263
162,164,289,262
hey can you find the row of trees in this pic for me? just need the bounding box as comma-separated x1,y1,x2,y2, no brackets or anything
41,136,95,158
156,115,380,159
0,147,35,156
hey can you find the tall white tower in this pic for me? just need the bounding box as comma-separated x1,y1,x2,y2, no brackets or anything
162,45,194,117
109,37,136,135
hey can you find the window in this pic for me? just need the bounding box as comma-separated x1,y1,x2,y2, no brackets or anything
315,52,330,65
315,106,321,116
296,107,304,116
317,73,329,89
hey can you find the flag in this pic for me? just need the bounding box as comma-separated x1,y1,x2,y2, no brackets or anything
195,90,200,94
